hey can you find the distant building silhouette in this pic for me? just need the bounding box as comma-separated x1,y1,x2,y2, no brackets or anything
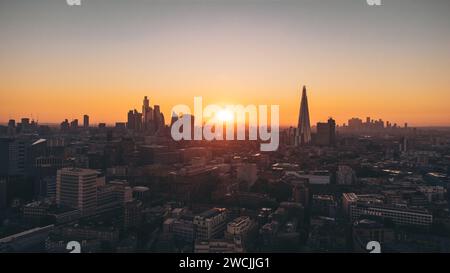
60,119,70,132
83,115,89,128
127,109,142,131
315,117,336,146
70,119,78,129
142,96,153,131
296,85,311,146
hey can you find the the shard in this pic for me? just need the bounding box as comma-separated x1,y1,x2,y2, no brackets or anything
296,85,311,146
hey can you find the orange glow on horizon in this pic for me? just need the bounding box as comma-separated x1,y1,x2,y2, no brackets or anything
1,1,450,127
1,84,449,127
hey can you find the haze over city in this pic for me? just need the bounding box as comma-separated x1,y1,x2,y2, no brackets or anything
1,0,450,126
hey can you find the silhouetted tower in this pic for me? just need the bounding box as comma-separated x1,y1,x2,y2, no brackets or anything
83,115,89,128
142,96,153,130
296,85,311,146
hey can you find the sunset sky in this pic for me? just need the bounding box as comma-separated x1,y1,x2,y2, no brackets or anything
1,0,449,127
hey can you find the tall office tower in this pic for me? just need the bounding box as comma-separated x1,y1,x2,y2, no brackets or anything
316,117,336,146
7,120,15,135
142,96,153,130
83,115,89,128
56,168,98,216
348,118,363,130
70,119,78,129
127,109,143,131
127,110,134,130
134,110,142,131
8,119,15,128
153,105,165,131
325,117,336,145
142,96,149,117
60,119,70,132
0,139,10,176
21,118,30,131
159,112,165,129
0,135,33,176
296,85,312,146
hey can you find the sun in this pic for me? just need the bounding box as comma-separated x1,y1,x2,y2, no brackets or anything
216,110,234,122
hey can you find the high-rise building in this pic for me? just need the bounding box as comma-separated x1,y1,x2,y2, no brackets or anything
142,96,153,130
400,137,408,153
315,117,336,146
83,115,89,128
21,118,30,131
124,200,142,230
7,120,15,127
348,118,363,130
60,119,70,132
143,96,149,109
0,138,12,176
56,168,99,216
296,85,311,146
127,110,135,130
7,120,15,135
127,109,143,131
153,105,165,131
0,136,33,176
70,119,78,129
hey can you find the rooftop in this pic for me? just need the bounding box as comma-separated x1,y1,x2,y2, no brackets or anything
197,208,226,219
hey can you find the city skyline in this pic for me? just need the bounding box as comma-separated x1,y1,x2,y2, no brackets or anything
0,92,420,130
2,0,450,257
1,0,450,127
0,86,437,129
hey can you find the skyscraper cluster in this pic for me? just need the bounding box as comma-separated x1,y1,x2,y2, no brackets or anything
59,115,89,132
127,96,165,134
342,116,410,133
6,118,38,136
